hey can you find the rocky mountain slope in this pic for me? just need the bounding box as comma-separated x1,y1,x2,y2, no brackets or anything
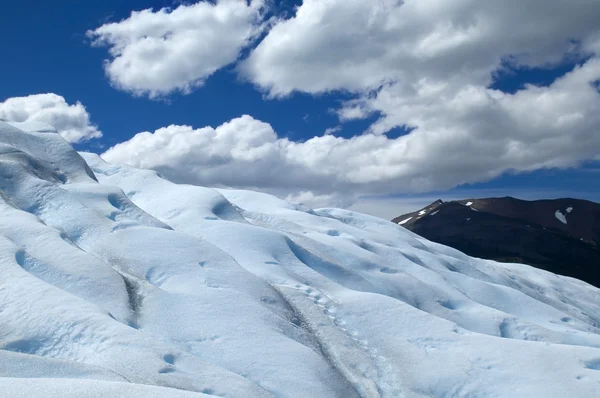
393,197,600,287
1,119,600,397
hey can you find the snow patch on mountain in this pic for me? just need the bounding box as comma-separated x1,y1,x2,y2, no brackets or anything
555,210,568,224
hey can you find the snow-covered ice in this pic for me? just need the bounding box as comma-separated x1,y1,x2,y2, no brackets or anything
465,201,473,206
418,210,427,216
1,119,600,397
567,206,574,213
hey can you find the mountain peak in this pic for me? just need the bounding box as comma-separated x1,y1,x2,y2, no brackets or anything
392,196,600,287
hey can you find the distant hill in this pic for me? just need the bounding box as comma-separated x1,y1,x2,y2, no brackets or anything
392,197,600,287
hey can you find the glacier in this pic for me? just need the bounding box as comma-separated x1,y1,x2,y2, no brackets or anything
0,119,600,397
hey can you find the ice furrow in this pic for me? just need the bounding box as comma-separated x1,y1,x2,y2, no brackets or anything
274,284,402,398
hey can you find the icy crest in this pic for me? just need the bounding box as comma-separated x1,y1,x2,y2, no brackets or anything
1,120,600,397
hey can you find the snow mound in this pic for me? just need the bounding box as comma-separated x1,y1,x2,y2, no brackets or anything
1,120,600,397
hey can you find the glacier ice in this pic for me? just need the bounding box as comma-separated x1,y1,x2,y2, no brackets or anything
0,119,600,397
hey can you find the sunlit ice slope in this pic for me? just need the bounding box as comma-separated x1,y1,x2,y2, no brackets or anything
0,119,599,397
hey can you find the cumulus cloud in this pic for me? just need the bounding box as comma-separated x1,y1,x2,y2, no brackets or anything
102,63,600,205
241,0,600,140
241,0,600,97
284,191,352,210
99,0,600,211
88,0,265,98
0,94,102,143
324,126,342,135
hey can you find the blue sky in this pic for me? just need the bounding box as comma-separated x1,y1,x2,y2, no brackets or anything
1,0,599,218
0,0,340,146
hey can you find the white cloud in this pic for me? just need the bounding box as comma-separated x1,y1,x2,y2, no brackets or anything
324,126,341,135
240,0,600,142
101,65,600,204
88,0,265,98
285,191,351,209
233,0,600,207
99,0,600,214
0,94,102,143
336,105,372,122
241,0,600,97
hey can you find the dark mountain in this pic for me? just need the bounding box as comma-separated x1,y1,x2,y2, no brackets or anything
392,197,600,287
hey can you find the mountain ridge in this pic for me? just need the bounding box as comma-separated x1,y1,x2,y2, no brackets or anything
392,196,600,287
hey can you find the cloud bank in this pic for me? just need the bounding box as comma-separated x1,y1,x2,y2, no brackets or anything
97,0,600,211
241,0,599,96
102,60,600,203
88,0,265,98
0,94,102,143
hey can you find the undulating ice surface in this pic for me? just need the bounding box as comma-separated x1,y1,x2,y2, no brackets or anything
1,120,600,397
